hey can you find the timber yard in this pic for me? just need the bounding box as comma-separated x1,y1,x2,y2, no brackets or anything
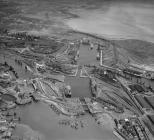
0,28,154,140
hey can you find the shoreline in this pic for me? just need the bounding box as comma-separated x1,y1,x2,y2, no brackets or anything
67,29,154,44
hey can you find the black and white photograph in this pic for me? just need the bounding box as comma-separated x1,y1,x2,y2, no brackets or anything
0,0,154,140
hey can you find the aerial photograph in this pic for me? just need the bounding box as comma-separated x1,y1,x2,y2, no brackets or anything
0,0,154,140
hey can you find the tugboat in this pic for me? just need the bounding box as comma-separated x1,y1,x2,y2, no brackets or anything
65,85,71,98
96,52,100,60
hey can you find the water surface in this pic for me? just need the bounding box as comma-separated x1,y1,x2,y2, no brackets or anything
17,102,118,140
65,44,98,98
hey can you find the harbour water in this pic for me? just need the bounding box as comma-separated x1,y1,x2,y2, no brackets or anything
65,76,91,98
65,44,98,97
16,102,118,140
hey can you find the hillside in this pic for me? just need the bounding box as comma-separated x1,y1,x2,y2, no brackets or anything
114,39,154,64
